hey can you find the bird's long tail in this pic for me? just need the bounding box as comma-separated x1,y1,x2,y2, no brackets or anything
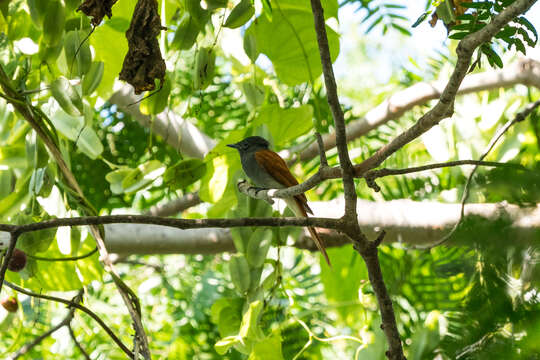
285,198,331,266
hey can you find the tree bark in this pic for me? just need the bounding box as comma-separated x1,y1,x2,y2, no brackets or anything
101,200,540,255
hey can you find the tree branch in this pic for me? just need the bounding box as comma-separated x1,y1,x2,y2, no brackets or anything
354,0,539,176
27,247,98,262
100,200,539,254
68,324,92,360
143,192,202,217
0,64,151,358
4,281,133,358
290,58,540,163
109,85,215,159
310,0,402,357
426,99,540,248
310,0,358,219
0,215,341,234
8,307,75,360
235,158,520,207
0,233,18,295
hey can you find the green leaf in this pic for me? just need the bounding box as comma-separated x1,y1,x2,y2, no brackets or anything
42,0,65,45
246,228,272,268
448,32,469,40
105,168,133,194
29,167,45,195
33,258,83,290
366,14,383,33
215,336,239,355
243,32,259,63
50,108,84,141
199,155,230,203
517,16,538,43
140,75,173,115
170,13,200,51
76,126,104,160
211,297,244,337
246,3,339,85
89,0,134,97
460,1,493,9
63,30,92,77
75,233,104,284
239,300,265,341
229,254,251,294
412,11,430,28
82,61,105,95
163,158,206,190
249,333,284,360
241,82,265,109
261,0,272,20
121,160,165,194
50,76,84,117
254,104,313,146
0,173,30,218
105,17,130,32
436,0,456,24
391,23,412,36
0,169,13,199
481,45,503,68
274,0,339,20
0,144,26,168
224,0,255,29
320,246,367,323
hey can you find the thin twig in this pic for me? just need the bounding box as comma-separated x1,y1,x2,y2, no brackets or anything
68,324,92,360
119,259,164,273
353,0,538,176
0,63,152,358
8,308,75,360
315,132,328,167
363,160,527,192
4,281,133,358
27,247,98,262
0,215,342,234
294,58,540,164
424,99,540,249
0,233,18,295
235,158,521,203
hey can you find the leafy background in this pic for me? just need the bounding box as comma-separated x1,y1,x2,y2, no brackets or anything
0,0,540,359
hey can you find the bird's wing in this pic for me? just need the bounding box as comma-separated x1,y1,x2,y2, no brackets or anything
254,149,312,214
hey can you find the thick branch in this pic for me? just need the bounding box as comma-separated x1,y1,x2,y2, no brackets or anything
109,86,215,158
290,58,540,163
96,200,540,254
355,0,538,176
144,192,202,216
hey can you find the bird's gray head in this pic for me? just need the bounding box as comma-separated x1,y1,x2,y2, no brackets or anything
227,136,270,154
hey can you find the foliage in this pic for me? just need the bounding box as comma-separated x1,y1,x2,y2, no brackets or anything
0,0,539,359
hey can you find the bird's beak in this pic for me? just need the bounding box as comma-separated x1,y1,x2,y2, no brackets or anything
226,143,238,149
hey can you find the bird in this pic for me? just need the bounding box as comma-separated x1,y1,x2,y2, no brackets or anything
227,136,331,266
